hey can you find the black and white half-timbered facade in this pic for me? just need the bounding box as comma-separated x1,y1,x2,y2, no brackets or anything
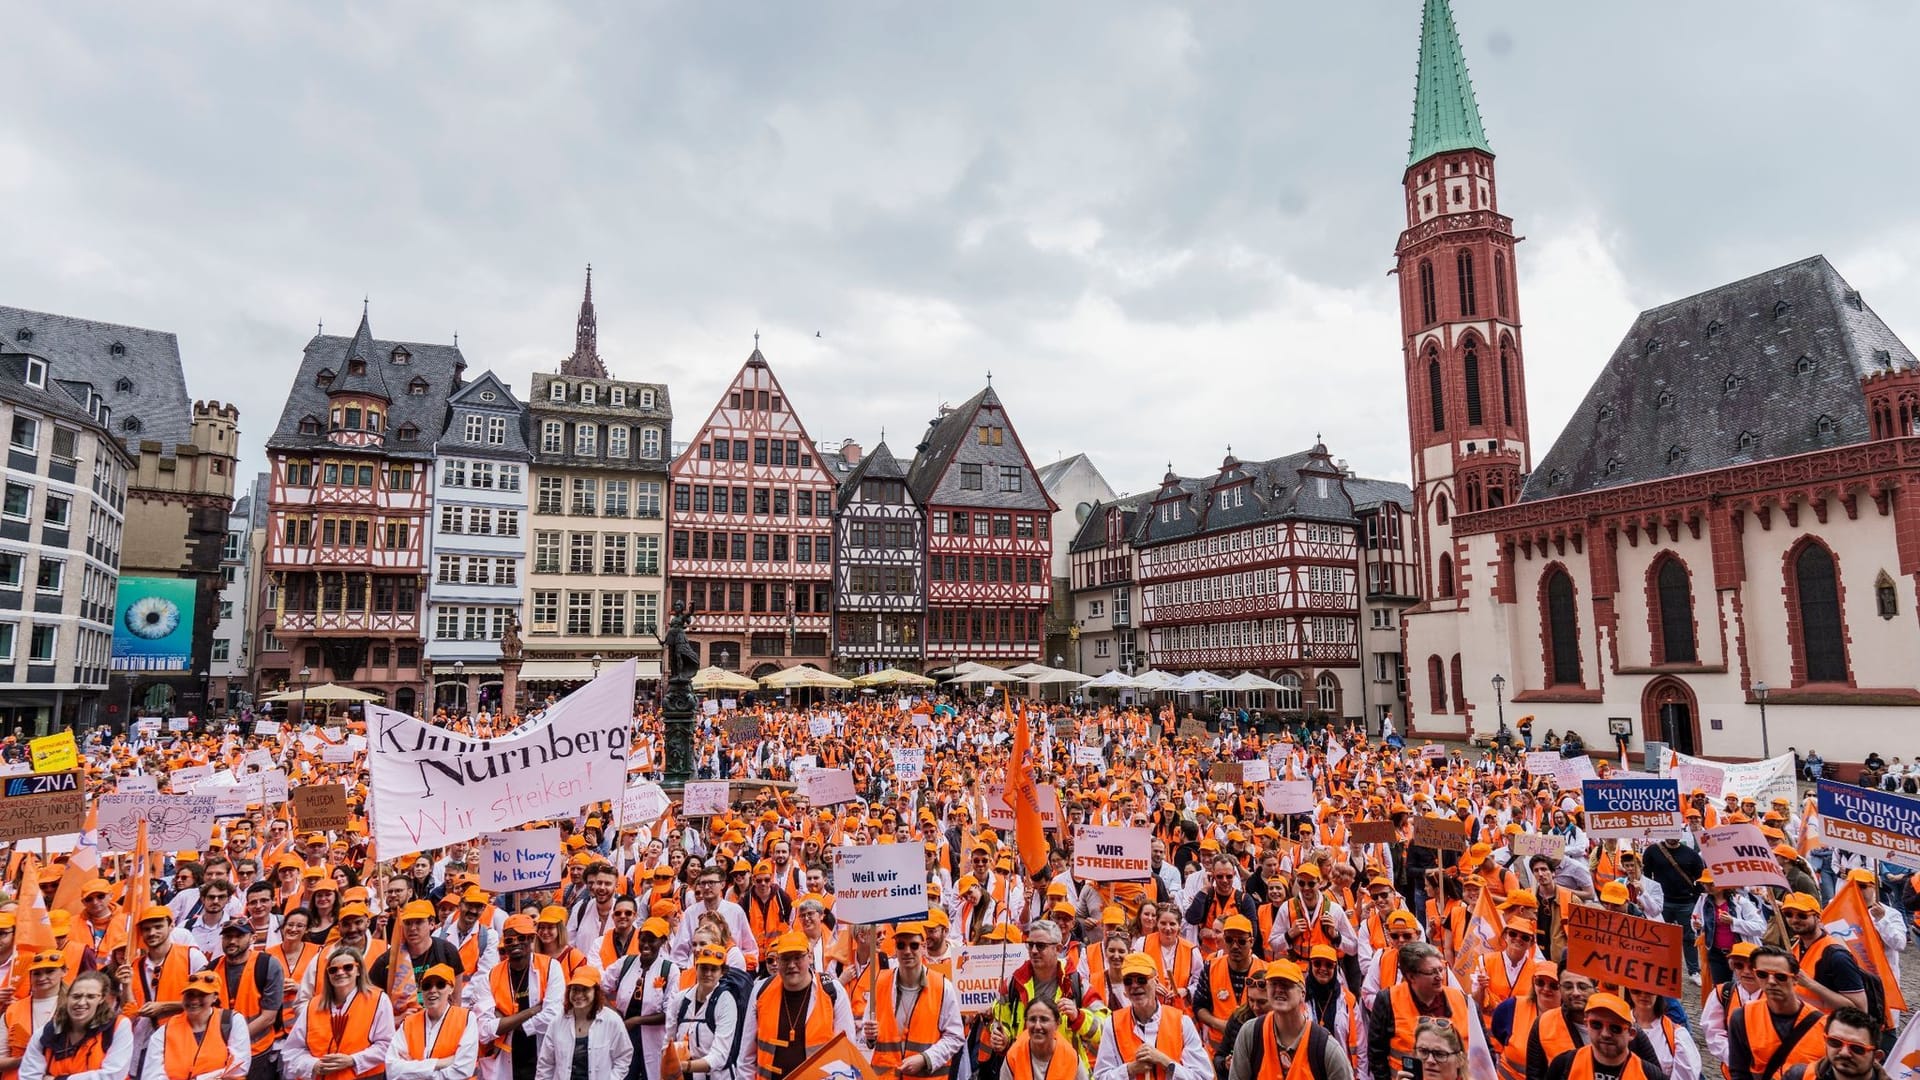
831,441,925,671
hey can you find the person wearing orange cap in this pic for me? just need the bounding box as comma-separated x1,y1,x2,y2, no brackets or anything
143,970,252,1080
1540,992,1660,1080
208,919,285,1075
1489,961,1557,1080
1091,953,1209,1080
603,918,674,1080
1223,958,1347,1080
1301,944,1359,1059
472,914,562,1080
1194,915,1257,1056
1776,893,1867,1014
386,964,477,1080
1470,915,1542,1032
750,931,852,1080
662,944,739,1080
120,907,207,1047
1186,856,1258,964
0,951,65,1080
282,945,394,1080
532,908,588,983
79,879,121,956
371,902,466,1013
436,887,504,992
741,863,793,968
856,921,964,1080
14,969,131,1080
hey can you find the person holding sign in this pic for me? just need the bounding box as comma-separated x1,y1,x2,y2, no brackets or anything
1090,954,1210,1080
142,971,252,1080
1776,894,1867,1014
1724,947,1829,1080
859,922,964,1079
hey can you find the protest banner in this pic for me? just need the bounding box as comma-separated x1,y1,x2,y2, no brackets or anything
1698,823,1791,889
196,778,251,817
986,783,1061,830
367,658,637,854
1581,778,1685,841
1552,756,1598,790
1510,833,1568,861
621,781,672,824
1073,745,1104,768
831,843,927,924
291,784,350,831
1072,825,1151,882
892,748,927,782
29,731,77,773
1673,750,1795,806
0,771,86,842
953,944,1024,1016
480,828,563,892
1524,751,1561,776
1564,902,1683,997
1260,780,1316,815
1816,780,1920,871
1241,758,1273,785
1419,744,1449,760
1349,820,1398,845
801,767,858,806
1411,815,1470,852
681,781,731,818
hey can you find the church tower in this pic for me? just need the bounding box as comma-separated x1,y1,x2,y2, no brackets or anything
1397,0,1530,608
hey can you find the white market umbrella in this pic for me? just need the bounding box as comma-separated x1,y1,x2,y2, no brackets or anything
1024,667,1094,686
851,667,937,688
1081,670,1142,690
692,666,759,692
759,665,857,690
947,667,1025,684
929,660,990,678
1226,672,1285,692
1005,662,1052,677
1176,670,1236,692
1130,669,1182,690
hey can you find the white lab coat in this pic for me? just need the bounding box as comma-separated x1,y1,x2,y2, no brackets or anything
385,1006,481,1080
20,1018,135,1080
282,992,395,1080
532,1009,632,1080
472,957,566,1080
1092,1006,1211,1080
664,985,740,1080
603,953,676,1074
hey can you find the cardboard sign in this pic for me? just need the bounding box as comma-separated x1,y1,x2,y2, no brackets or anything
1510,832,1567,860
117,774,158,795
1565,902,1683,997
622,781,672,824
1410,815,1470,852
1524,751,1561,776
1073,745,1105,768
0,771,87,841
322,745,357,764
1419,744,1449,760
1552,755,1597,791
1698,823,1792,888
954,944,1025,1016
831,843,928,924
1582,778,1685,841
801,767,859,807
1210,762,1242,783
1260,780,1316,815
1673,762,1726,800
134,718,161,736
892,748,927,781
808,715,834,738
702,700,720,717
681,781,732,818
1349,820,1398,845
985,783,1062,830
94,793,217,853
1240,758,1272,785
1072,825,1152,881
291,784,350,831
29,731,77,773
481,828,563,892
1817,781,1920,871
253,719,281,736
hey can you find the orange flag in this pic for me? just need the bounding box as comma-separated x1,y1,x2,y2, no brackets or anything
14,858,54,953
791,1032,879,1080
1821,879,1907,1014
1008,705,1048,878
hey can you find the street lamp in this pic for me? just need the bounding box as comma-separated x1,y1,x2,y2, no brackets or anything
1491,673,1508,744
591,653,603,678
1754,681,1770,758
298,665,311,724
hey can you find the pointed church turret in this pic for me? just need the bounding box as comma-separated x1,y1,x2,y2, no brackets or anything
562,265,609,378
1408,0,1491,167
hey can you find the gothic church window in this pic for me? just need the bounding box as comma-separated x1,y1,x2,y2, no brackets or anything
1792,541,1847,683
1655,557,1697,663
1543,568,1582,686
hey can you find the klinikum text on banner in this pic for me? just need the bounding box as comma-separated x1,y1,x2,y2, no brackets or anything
1817,780,1920,871
369,657,637,855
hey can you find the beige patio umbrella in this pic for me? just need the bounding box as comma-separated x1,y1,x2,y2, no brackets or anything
760,665,857,690
851,667,938,688
259,683,382,703
692,666,760,692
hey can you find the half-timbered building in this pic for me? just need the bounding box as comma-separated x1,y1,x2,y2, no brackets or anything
1068,498,1142,679
1134,444,1411,722
258,311,457,713
831,441,925,671
667,345,835,674
908,385,1056,666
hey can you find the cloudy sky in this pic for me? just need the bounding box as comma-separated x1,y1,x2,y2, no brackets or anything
5,2,1919,497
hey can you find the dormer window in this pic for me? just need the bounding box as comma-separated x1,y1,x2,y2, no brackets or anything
610,387,626,407
1738,431,1757,451
24,358,46,389
109,342,127,357
1643,338,1661,356
1796,355,1815,375
315,368,335,388
580,384,596,405
298,416,321,435
115,377,133,393
549,382,566,402
366,409,382,432
1723,374,1741,394
396,423,419,442
1705,320,1724,338
1667,445,1686,464
1845,290,1865,311
1656,391,1673,409
390,347,411,364
1548,468,1566,486
1816,415,1835,437
1874,349,1892,368
1773,301,1791,321
1598,403,1616,421
408,376,428,396
641,389,655,409
122,416,142,434
1605,457,1623,476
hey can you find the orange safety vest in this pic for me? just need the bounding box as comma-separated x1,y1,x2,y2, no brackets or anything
842,957,885,1021
39,1025,109,1078
754,976,837,1079
747,893,790,950
1737,1003,1827,1075
1,998,37,1080
1109,1007,1186,1080
1479,951,1539,1022
304,992,384,1080
596,930,639,970
160,1011,237,1080
1287,899,1335,950
1497,997,1539,1080
484,961,550,1055
1565,1046,1647,1080
131,947,196,1014
1142,934,1193,1013
271,943,320,1025
1198,956,1250,1050
211,950,279,1053
1253,1014,1320,1080
1386,983,1472,1062
1530,1008,1578,1072
1794,936,1850,1012
870,970,949,1080
1003,1033,1078,1080
402,1005,472,1075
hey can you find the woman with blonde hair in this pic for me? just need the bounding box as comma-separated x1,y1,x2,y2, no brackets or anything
534,969,630,1080
284,946,395,1080
535,908,590,980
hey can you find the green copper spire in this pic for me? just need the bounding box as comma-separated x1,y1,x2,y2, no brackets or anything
1408,0,1491,167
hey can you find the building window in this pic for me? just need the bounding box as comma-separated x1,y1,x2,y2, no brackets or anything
571,478,597,514
608,427,629,458
1543,567,1582,686
641,427,661,458
1427,354,1446,432
1494,253,1509,318
43,494,69,528
1462,339,1483,426
1436,554,1454,598
532,590,558,628
464,414,484,442
34,558,61,593
1419,261,1437,325
575,425,597,456
541,422,563,454
1449,655,1465,715
1791,540,1848,683
1654,556,1697,663
1499,339,1515,427
9,416,37,452
212,639,230,662
999,466,1022,492
1317,672,1340,714
960,464,983,490
1427,656,1448,714
550,382,567,402
1,482,30,520
0,623,12,661
569,533,595,574
27,625,54,663
537,477,564,514
610,387,626,407
1276,673,1301,712
487,417,506,445
566,592,594,635
1877,571,1899,620
1456,249,1477,316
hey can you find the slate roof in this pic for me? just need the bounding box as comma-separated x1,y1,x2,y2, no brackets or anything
0,305,194,453
1067,496,1142,554
1035,453,1089,492
267,313,468,460
0,350,124,444
1522,255,1915,502
435,371,531,460
905,385,1055,512
1132,445,1412,546
835,440,908,507
906,387,993,503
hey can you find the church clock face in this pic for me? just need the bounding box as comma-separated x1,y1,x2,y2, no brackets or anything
1075,501,1093,524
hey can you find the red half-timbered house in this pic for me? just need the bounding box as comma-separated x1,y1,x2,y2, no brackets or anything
667,346,836,674
258,312,461,712
908,386,1056,666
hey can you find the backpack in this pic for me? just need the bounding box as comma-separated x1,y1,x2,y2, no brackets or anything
732,968,806,1065
1239,1016,1334,1080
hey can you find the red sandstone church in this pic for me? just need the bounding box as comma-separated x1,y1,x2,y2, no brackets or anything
1399,0,1920,766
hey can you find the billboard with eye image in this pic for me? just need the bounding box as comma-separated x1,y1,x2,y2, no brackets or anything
111,576,196,671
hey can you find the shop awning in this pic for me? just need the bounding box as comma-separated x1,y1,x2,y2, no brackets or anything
521,659,661,681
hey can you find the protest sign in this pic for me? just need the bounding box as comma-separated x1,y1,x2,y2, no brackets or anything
29,731,77,773
954,945,1024,1016
1260,780,1315,815
892,748,927,782
243,749,276,772
831,843,927,924
1565,902,1683,997
1073,744,1104,768
1411,815,1470,852
1210,762,1243,783
986,783,1061,830
367,658,637,854
134,718,161,736
1419,744,1449,760
1816,781,1920,871
1072,825,1151,882
1698,823,1792,888
1510,833,1568,860
1673,761,1725,799
681,781,732,818
1552,756,1598,790
167,717,190,732
322,745,356,765
291,784,349,831
621,781,672,824
196,778,252,817
808,715,833,738
723,713,756,738
116,774,158,795
1581,778,1685,841
0,771,86,842
1673,750,1795,806
253,719,281,736
1524,751,1561,776
1241,758,1273,785
480,828,563,892
257,769,290,804
702,700,719,717
801,767,858,806
1349,820,1398,845
170,764,211,789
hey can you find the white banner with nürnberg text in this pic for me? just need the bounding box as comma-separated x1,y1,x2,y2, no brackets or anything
370,658,637,856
